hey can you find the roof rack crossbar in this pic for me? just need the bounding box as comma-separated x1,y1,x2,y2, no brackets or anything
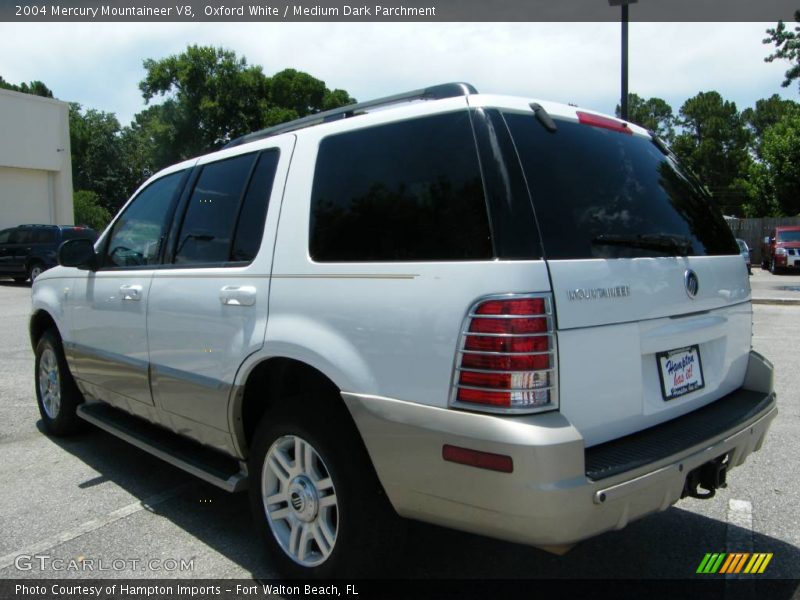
223,81,477,149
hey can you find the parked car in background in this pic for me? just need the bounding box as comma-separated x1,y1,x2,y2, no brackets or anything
736,238,752,274
761,225,800,274
0,224,97,283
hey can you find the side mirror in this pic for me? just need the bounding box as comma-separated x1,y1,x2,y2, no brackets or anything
58,239,98,270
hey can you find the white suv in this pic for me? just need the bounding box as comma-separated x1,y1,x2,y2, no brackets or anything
31,83,776,577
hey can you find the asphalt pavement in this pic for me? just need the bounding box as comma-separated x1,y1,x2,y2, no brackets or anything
0,276,798,586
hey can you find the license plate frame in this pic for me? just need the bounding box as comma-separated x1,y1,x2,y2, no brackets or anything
656,345,705,401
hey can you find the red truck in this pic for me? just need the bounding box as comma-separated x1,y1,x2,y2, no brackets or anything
761,225,800,273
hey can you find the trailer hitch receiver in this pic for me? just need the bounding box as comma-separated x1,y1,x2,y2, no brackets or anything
682,454,729,500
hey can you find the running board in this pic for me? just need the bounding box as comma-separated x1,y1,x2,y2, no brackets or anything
77,402,248,492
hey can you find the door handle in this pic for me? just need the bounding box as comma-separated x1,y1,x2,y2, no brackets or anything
220,285,257,306
119,284,143,301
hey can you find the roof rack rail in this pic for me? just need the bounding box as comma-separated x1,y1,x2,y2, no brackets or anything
223,81,477,149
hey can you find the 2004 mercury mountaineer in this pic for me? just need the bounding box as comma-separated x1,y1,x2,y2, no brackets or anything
30,83,777,577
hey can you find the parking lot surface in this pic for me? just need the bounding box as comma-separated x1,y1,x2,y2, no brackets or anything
0,277,798,582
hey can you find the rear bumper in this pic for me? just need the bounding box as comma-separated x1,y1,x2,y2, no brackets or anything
343,351,776,548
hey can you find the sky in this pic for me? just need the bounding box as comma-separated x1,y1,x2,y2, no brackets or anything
0,22,796,125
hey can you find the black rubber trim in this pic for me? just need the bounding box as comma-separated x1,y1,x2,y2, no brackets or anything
585,389,775,481
79,402,241,481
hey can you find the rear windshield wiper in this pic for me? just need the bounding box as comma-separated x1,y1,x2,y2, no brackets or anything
591,233,693,256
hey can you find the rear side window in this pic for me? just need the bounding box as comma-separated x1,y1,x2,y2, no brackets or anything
310,111,493,262
175,154,257,264
32,229,57,243
174,149,279,265
503,112,739,260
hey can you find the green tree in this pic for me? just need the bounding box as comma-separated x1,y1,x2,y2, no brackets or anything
138,45,355,166
0,75,53,97
69,104,131,212
741,94,800,157
615,93,675,141
764,11,800,90
73,190,112,231
750,112,800,216
671,91,752,215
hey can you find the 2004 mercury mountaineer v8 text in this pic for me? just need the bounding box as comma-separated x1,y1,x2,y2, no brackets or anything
30,83,776,577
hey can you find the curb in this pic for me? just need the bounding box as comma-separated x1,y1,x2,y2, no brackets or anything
752,298,800,306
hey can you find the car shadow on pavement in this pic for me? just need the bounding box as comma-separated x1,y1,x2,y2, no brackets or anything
39,421,800,589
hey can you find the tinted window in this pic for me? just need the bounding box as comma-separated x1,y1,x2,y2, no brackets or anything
503,112,739,260
32,229,57,243
16,230,34,244
62,228,98,242
104,171,184,268
0,229,11,244
310,111,493,262
231,150,280,263
174,154,256,265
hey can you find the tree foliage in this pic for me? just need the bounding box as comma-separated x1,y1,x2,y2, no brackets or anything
615,93,675,140
671,91,752,215
764,11,800,90
138,46,355,166
73,190,112,231
0,75,53,97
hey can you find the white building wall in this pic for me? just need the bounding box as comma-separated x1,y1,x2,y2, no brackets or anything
0,88,73,229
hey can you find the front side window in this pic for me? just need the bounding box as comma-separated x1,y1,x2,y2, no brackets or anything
103,171,185,268
0,229,11,244
310,111,493,262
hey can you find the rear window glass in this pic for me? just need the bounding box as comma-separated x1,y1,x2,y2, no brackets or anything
503,112,738,260
309,111,493,262
62,228,97,242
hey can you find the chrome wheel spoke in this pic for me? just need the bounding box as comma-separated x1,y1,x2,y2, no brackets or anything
312,523,333,559
318,493,337,509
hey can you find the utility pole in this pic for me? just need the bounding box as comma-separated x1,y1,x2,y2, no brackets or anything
609,0,637,121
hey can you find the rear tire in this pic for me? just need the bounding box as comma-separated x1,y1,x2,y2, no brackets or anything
248,395,403,578
35,329,86,436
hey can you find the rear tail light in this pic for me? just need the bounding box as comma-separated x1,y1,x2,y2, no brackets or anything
450,294,558,414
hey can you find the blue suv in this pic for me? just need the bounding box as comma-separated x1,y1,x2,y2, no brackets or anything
0,224,97,283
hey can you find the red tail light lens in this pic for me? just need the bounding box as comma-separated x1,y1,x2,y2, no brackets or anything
451,294,557,413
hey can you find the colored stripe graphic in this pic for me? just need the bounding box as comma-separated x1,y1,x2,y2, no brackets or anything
697,553,773,574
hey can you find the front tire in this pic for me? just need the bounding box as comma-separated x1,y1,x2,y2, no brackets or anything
249,398,403,578
35,330,85,436
28,262,44,283
770,259,779,275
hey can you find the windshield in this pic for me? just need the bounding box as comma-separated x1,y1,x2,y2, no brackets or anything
737,240,748,252
777,230,800,243
503,112,739,260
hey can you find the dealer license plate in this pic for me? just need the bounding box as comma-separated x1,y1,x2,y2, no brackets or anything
656,345,705,401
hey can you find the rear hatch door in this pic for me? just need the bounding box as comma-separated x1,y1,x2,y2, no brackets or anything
501,105,751,446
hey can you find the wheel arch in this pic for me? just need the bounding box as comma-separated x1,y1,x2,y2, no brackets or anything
29,309,60,352
231,355,365,460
